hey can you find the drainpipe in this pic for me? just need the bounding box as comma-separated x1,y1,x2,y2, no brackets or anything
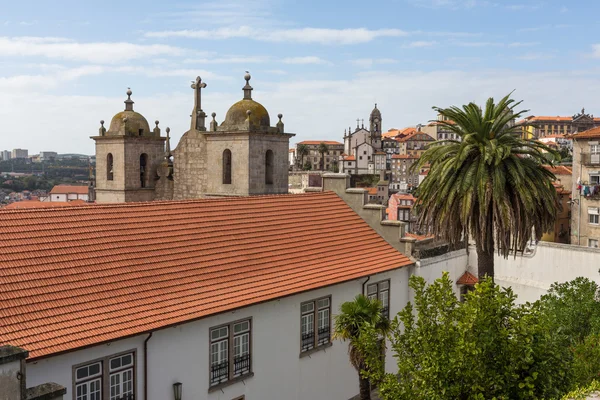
144,332,153,400
579,148,582,246
362,276,371,295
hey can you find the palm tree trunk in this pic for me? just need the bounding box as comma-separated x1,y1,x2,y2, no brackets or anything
476,246,494,282
359,370,371,400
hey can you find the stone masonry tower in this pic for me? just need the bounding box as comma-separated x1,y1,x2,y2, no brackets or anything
92,89,165,203
369,103,382,150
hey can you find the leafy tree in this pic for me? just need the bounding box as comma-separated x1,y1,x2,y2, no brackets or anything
360,273,573,400
303,160,312,171
333,294,390,400
318,142,329,171
412,94,560,281
297,144,309,169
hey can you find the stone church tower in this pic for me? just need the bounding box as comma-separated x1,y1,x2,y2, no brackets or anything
92,89,166,203
94,73,293,203
369,103,382,149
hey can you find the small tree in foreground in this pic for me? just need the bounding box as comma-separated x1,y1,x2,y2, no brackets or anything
333,294,390,400
360,273,573,400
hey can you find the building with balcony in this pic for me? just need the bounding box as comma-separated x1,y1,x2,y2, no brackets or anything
296,141,344,171
11,148,28,159
517,109,600,139
570,126,600,248
390,155,419,191
387,193,418,232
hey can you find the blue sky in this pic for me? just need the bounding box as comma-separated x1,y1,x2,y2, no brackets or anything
1,0,599,153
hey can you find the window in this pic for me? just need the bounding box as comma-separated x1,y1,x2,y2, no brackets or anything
367,281,390,319
589,239,599,248
591,144,600,154
591,175,600,185
75,362,102,400
74,352,135,400
265,150,274,184
589,208,599,224
210,319,252,387
109,353,134,400
223,149,232,184
107,153,114,181
139,153,148,188
301,297,331,353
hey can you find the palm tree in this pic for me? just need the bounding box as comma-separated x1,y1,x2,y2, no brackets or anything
333,294,390,400
412,94,560,281
318,142,329,171
297,144,309,170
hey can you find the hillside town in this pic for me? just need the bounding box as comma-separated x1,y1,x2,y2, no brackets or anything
2,2,600,400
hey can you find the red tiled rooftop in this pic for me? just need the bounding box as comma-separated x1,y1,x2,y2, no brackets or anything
49,185,89,195
367,187,378,195
543,165,572,175
404,232,434,241
571,126,600,140
0,192,413,359
457,271,478,286
343,155,356,161
3,200,89,209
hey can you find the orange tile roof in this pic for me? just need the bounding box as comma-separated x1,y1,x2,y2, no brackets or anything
297,141,343,146
367,187,378,195
289,149,295,153
456,271,478,286
571,126,600,140
420,169,429,176
49,185,89,195
3,200,89,209
343,155,356,161
392,193,416,201
543,165,572,175
404,232,434,241
0,192,413,360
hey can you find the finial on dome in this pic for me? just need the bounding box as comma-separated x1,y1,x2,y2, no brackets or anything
165,127,171,156
246,109,252,116
375,102,378,108
99,120,106,136
276,113,284,133
153,120,161,137
210,112,218,131
243,71,253,100
166,127,170,135
124,87,134,111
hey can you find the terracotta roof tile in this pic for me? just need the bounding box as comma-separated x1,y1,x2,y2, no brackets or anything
571,126,600,140
404,232,434,241
3,200,89,209
0,192,413,359
543,165,572,175
49,185,89,195
456,271,478,286
367,187,378,195
343,155,356,161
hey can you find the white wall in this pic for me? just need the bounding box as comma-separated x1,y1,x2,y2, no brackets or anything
413,249,471,299
26,268,411,400
494,242,600,304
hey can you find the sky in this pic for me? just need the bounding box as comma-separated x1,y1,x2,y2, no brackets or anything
1,0,599,154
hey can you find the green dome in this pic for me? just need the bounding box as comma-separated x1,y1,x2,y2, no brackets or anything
221,99,270,128
107,110,152,137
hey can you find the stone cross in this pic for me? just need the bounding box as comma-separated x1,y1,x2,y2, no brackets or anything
356,118,360,128
191,76,208,131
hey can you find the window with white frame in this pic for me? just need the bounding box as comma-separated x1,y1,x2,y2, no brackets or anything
210,319,252,387
75,362,102,400
109,353,134,400
589,208,599,225
590,174,600,185
591,144,600,154
367,280,390,319
301,297,331,353
589,239,599,248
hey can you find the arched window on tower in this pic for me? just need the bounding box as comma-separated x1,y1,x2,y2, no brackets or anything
223,149,232,184
140,153,148,188
107,153,114,181
265,150,274,185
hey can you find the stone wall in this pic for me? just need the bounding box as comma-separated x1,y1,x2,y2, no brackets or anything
172,130,208,200
248,134,290,195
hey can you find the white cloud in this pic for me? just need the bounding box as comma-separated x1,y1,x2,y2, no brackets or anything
183,56,270,64
408,0,487,9
508,42,539,47
145,26,408,45
282,56,330,65
516,53,555,61
591,44,600,58
351,59,398,68
452,41,503,47
0,37,184,64
404,40,437,48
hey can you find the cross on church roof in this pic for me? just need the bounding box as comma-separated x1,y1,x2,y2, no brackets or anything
191,76,208,131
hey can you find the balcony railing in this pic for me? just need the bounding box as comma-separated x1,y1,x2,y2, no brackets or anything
381,307,389,320
582,153,600,165
301,331,314,352
210,360,229,385
115,394,134,400
233,354,251,377
317,326,330,346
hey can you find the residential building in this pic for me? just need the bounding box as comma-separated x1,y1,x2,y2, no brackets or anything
0,191,413,400
396,130,435,158
390,155,419,191
541,180,571,244
46,185,90,202
39,151,58,161
570,126,600,248
288,148,295,167
388,193,418,232
295,141,344,171
11,148,28,159
421,113,461,142
538,135,573,152
93,73,292,203
340,104,385,175
517,109,600,139
1,150,11,161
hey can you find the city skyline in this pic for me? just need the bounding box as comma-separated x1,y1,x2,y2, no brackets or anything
1,0,600,153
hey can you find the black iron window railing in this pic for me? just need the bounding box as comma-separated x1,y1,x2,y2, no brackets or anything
115,395,135,400
233,354,251,377
381,307,389,320
210,361,229,385
317,326,330,346
301,331,314,351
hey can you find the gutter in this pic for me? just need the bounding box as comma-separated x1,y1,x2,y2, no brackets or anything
144,332,153,400
362,276,371,295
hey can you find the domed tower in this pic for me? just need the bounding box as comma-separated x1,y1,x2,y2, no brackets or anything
203,73,295,196
91,89,165,203
369,103,382,150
